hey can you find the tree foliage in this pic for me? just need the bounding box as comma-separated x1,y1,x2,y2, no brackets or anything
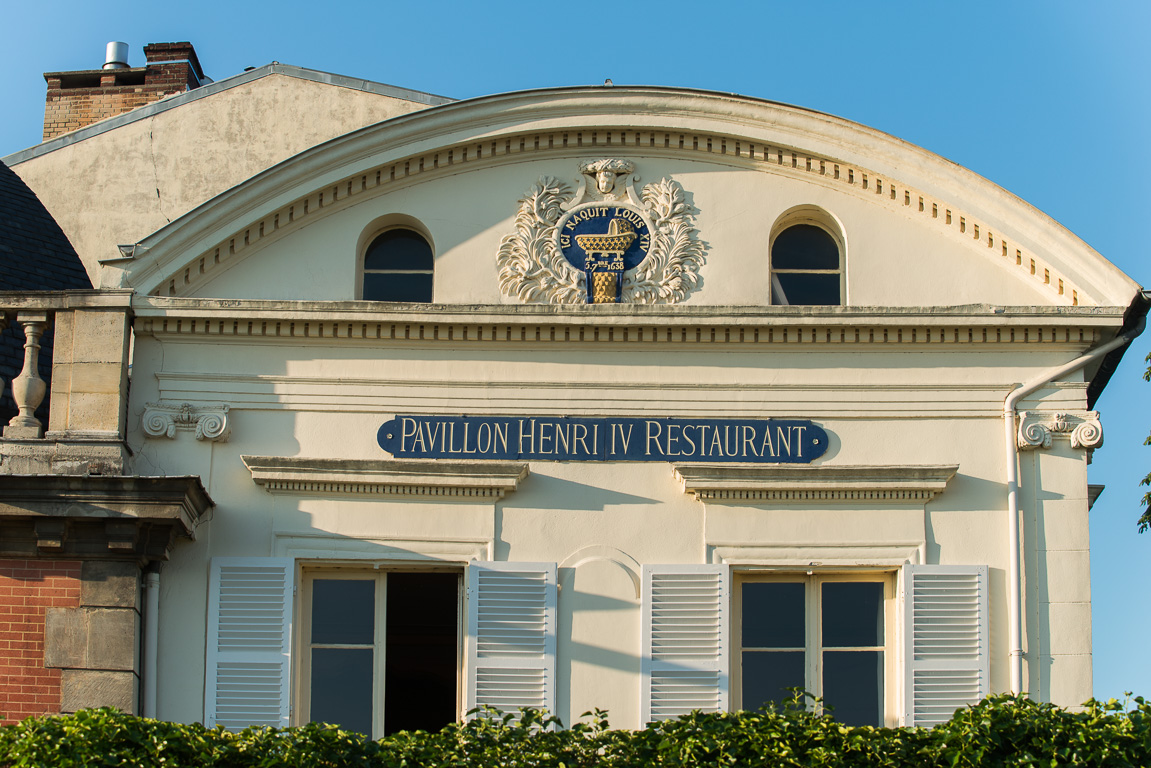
2,695,1150,768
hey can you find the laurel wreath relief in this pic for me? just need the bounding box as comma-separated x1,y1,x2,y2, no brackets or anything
496,176,705,304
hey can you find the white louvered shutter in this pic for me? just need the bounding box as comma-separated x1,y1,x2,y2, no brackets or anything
204,557,294,729
641,564,730,724
465,562,557,716
902,564,989,727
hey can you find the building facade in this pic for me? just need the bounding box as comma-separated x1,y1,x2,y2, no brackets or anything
1,42,1145,734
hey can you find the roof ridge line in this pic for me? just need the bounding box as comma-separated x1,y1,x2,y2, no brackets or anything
1,63,454,167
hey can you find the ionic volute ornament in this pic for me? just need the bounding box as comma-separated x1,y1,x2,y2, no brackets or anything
142,402,231,442
1017,410,1103,451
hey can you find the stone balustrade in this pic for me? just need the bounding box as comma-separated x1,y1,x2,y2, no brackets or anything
0,290,134,474
0,290,213,717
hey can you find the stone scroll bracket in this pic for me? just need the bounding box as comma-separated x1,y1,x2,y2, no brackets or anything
142,402,230,442
1017,411,1103,453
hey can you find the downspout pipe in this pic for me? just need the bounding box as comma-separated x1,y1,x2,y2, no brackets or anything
1004,308,1147,694
143,566,161,718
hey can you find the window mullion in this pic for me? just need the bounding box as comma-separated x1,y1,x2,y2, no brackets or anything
374,573,388,739
807,577,820,709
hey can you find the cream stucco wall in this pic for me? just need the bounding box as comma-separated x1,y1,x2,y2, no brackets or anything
10,72,441,280
124,306,1107,724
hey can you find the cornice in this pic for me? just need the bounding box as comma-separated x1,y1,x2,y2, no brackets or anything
133,299,1120,348
674,463,958,502
241,455,528,498
0,474,212,524
0,474,213,563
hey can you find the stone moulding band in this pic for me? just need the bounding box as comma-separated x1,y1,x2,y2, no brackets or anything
0,475,213,563
132,304,1110,350
241,455,529,498
674,463,959,502
709,541,925,567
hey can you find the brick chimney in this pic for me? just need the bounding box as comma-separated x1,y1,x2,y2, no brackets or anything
42,42,208,142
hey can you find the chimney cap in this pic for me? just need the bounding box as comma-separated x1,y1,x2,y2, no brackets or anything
142,42,206,81
103,41,129,70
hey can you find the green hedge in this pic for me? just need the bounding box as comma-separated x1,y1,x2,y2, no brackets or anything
1,694,1149,767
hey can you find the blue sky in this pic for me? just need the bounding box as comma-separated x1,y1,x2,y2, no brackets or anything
1,0,1148,704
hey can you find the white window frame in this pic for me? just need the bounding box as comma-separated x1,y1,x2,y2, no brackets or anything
768,206,847,306
295,564,464,738
733,570,897,726
359,226,435,302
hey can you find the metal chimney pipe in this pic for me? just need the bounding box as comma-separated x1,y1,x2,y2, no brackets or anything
103,41,129,70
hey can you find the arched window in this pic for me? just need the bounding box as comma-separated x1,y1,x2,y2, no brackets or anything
770,222,843,306
362,229,433,302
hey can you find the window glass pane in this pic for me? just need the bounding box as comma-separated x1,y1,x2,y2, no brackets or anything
742,650,805,710
822,650,883,726
311,647,373,735
364,230,433,270
772,225,839,269
384,573,459,735
774,273,840,305
742,582,804,648
363,272,434,302
821,582,883,647
312,579,374,645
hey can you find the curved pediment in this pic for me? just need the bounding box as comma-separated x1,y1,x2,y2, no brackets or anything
114,87,1141,308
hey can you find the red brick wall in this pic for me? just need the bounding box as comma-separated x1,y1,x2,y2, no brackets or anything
0,560,81,723
42,58,198,141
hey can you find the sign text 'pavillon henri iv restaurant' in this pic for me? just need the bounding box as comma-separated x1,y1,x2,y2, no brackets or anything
379,416,828,462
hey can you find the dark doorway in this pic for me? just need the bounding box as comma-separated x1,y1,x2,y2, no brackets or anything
384,572,459,734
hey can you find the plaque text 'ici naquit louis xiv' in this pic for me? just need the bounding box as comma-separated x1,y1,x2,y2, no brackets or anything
378,416,828,463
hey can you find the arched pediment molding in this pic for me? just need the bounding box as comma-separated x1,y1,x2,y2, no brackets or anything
113,87,1140,307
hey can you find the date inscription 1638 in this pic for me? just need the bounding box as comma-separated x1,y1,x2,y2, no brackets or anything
558,205,651,304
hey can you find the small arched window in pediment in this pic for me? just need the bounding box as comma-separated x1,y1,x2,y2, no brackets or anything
770,222,843,306
362,229,434,302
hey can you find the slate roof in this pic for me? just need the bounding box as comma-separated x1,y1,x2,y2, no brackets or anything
0,160,92,423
